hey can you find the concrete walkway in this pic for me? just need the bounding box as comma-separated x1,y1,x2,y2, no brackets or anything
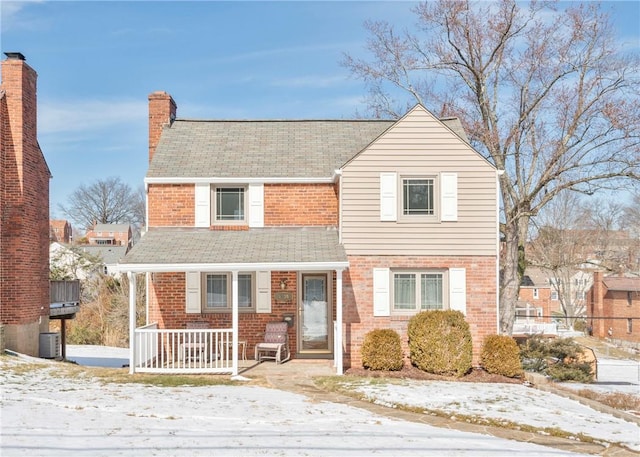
242,360,637,457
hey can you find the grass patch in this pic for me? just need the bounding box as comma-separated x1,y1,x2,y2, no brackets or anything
571,388,640,412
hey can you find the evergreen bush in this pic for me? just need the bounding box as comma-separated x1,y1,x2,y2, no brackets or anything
519,335,594,382
480,334,523,378
361,329,404,371
407,310,472,377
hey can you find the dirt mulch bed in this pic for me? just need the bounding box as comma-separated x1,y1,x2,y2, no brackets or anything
345,365,524,384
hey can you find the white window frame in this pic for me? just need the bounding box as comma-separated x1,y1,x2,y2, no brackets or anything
211,186,248,225
203,272,255,313
533,288,539,299
390,270,447,315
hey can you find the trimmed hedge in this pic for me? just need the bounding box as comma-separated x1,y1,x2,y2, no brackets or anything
361,329,404,371
480,334,523,378
408,310,472,377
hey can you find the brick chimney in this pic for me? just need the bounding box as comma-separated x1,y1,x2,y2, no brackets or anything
148,91,176,164
590,270,605,338
1,52,39,178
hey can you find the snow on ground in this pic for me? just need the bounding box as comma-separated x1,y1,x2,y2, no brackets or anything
346,378,639,451
1,346,638,456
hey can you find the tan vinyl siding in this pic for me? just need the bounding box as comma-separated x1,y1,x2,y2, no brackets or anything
341,105,498,256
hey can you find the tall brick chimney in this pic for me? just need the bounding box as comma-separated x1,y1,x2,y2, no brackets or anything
1,52,51,357
591,270,605,338
148,91,176,164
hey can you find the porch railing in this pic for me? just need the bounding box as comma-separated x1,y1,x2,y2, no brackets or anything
133,323,234,374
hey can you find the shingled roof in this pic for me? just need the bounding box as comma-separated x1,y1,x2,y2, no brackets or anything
148,119,394,179
119,227,348,270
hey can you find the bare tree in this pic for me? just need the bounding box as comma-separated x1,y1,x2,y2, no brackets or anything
58,177,143,232
343,0,640,333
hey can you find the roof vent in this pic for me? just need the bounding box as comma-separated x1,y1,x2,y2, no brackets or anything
4,52,26,61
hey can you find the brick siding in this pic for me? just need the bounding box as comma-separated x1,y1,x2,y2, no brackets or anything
265,183,338,226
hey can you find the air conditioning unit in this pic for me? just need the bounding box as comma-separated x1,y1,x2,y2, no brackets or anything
39,332,60,359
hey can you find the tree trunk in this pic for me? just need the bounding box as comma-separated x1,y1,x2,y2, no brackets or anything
499,216,529,334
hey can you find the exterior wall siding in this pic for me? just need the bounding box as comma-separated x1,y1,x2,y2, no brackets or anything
341,106,497,256
343,255,498,368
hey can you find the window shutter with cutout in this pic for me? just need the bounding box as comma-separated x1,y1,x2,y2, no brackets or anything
379,172,397,222
373,268,391,316
440,173,458,222
256,271,271,313
185,272,201,314
449,268,466,315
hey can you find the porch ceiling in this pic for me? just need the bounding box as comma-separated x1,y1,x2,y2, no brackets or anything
118,227,349,273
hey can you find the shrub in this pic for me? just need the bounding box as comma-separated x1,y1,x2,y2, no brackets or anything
519,336,595,382
407,310,472,377
361,329,404,371
573,319,587,333
480,335,523,378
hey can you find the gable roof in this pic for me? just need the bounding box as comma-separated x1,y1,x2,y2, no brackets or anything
148,119,394,179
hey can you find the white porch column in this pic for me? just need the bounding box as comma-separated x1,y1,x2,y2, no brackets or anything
336,268,344,375
231,270,239,376
127,272,137,374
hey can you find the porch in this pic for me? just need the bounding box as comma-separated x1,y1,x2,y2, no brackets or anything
132,322,343,375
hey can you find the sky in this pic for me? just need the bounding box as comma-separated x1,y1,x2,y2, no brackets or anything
1,1,639,224
2,346,639,455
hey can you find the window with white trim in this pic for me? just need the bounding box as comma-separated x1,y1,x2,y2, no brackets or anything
203,272,254,312
392,271,445,313
213,186,246,223
533,288,539,299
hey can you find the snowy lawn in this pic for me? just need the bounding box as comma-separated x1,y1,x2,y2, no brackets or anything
338,377,639,452
0,352,603,457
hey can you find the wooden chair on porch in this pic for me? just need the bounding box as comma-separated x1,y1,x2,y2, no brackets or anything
181,321,210,362
255,322,290,364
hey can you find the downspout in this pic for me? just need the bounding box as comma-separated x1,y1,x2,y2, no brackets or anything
496,169,504,333
334,169,343,243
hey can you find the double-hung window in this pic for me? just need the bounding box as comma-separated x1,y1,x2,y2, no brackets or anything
204,272,253,312
393,271,444,313
214,187,246,222
402,178,434,216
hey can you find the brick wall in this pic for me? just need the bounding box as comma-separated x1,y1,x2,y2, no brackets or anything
589,271,640,343
0,54,50,356
265,183,338,226
343,255,498,368
147,184,195,226
518,287,555,322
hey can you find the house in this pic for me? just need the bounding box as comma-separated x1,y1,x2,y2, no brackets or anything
50,242,128,279
0,53,52,356
50,219,72,243
588,270,640,346
84,223,132,248
117,91,500,375
517,268,555,323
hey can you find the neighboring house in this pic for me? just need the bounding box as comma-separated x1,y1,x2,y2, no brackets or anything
588,271,640,345
517,268,555,322
118,91,500,375
0,53,52,357
50,219,72,243
50,242,127,279
85,223,132,248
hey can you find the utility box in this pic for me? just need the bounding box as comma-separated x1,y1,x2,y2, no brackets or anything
39,332,60,359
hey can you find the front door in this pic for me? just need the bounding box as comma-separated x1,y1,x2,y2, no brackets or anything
299,274,331,354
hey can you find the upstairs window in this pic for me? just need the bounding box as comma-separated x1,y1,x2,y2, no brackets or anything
402,178,434,216
214,187,245,222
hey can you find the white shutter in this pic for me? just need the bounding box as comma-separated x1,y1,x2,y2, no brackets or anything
185,272,201,314
379,172,397,222
194,183,211,227
449,268,466,315
441,173,458,221
373,268,391,316
248,183,264,228
256,271,271,313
